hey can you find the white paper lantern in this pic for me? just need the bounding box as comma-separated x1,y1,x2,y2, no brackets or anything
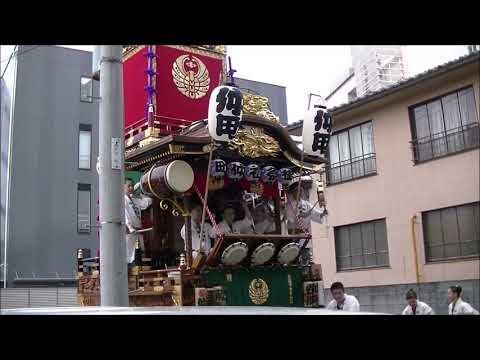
245,164,261,182
277,168,293,185
302,106,332,157
261,166,277,184
227,162,244,180
208,85,243,142
211,159,227,178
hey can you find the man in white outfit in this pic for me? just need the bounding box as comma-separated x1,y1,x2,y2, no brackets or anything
124,178,153,264
447,285,479,315
217,201,255,235
180,203,216,258
326,282,360,312
402,289,434,315
285,177,327,265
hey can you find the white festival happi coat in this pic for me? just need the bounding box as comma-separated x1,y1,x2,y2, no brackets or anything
217,216,255,235
402,300,435,315
181,221,215,257
326,293,361,312
285,198,325,249
124,194,152,263
448,298,479,315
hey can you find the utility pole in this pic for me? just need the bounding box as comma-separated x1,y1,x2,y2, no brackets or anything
97,46,129,306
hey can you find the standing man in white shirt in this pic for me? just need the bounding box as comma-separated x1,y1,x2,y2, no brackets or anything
326,282,360,312
124,178,153,264
401,289,434,315
447,285,479,315
180,203,216,258
285,177,327,265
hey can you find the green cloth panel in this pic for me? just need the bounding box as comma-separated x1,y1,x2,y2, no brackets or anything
202,267,304,307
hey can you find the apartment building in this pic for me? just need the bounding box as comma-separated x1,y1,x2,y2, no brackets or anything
287,51,479,314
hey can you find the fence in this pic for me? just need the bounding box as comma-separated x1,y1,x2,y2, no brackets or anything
0,287,78,309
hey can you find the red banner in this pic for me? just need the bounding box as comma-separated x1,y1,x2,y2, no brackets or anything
123,46,224,129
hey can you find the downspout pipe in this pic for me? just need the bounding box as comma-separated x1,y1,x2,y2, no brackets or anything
411,215,421,284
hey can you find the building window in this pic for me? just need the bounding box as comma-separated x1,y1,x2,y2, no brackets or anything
334,218,389,271
327,121,377,185
80,76,93,103
422,202,480,262
410,86,479,163
78,124,92,169
78,184,91,233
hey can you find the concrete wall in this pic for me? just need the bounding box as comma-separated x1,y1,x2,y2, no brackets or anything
323,279,480,315
311,60,480,291
235,77,288,125
5,46,99,285
326,74,356,109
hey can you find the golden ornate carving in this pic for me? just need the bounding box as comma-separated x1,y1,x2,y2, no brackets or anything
229,126,280,158
242,93,280,124
249,278,269,305
158,198,190,217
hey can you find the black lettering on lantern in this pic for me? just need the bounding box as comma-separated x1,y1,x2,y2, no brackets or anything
312,133,330,153
215,161,226,174
216,114,240,139
216,88,243,116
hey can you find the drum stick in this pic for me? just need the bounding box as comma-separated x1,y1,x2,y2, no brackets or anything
199,143,214,253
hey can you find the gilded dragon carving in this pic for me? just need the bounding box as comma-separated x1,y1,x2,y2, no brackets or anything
229,126,280,158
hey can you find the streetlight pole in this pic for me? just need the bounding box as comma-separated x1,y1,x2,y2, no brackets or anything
97,45,128,306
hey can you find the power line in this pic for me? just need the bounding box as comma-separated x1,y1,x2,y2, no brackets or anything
0,45,18,79
0,45,42,64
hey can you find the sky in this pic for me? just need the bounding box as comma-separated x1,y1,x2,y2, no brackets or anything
58,45,470,123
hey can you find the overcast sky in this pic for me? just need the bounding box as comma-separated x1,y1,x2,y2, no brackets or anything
59,45,470,123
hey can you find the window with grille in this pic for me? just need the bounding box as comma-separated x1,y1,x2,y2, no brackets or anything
78,184,91,233
422,202,480,262
80,76,93,103
334,218,389,271
409,86,479,163
327,121,377,185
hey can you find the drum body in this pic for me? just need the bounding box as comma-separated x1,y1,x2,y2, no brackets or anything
141,160,194,198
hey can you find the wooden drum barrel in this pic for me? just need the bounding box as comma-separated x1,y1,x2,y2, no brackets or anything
140,160,194,198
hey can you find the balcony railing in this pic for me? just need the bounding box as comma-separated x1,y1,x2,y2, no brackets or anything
326,153,377,185
410,122,480,163
124,115,194,142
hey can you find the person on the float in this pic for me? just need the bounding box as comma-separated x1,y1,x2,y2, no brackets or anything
180,202,215,258
217,200,255,235
326,282,360,312
401,289,434,315
251,200,276,234
284,176,327,265
124,178,153,264
447,285,479,315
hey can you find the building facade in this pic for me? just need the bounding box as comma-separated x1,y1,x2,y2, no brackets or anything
351,45,408,98
1,45,99,287
288,52,480,314
325,67,357,109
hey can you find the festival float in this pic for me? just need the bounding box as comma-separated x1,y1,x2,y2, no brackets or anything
77,45,331,308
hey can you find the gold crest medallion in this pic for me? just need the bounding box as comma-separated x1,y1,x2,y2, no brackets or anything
172,54,210,99
248,278,269,305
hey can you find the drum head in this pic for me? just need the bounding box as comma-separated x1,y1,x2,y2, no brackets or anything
277,242,301,264
221,242,248,266
251,242,275,265
165,160,194,193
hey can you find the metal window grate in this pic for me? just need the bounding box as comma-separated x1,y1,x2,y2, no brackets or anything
327,153,377,185
410,123,479,163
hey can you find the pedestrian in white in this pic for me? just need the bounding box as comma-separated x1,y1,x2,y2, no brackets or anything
124,178,152,264
447,285,479,315
326,282,360,312
402,289,434,315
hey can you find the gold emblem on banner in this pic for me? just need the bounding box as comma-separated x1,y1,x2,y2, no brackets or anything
172,54,210,99
249,278,269,305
